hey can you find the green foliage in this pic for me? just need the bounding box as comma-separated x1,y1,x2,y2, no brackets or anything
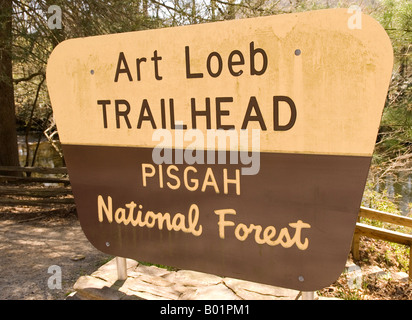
335,288,363,300
361,182,411,275
389,243,410,272
371,0,412,170
138,260,179,272
362,182,401,216
362,179,411,227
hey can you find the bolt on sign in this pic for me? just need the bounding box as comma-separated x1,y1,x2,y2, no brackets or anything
47,9,393,291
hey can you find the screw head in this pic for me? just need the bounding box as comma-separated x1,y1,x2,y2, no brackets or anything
105,242,110,247
298,275,304,282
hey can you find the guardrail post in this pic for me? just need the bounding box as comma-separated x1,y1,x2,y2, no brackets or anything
409,244,412,282
351,230,360,261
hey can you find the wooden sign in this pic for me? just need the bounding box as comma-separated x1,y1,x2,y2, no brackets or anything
46,9,393,291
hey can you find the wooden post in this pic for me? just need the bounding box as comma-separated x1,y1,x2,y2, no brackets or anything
351,230,360,261
116,257,127,281
409,244,412,282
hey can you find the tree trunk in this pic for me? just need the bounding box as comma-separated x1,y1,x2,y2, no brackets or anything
0,0,20,171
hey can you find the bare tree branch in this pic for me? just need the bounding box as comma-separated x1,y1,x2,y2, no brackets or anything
13,71,44,84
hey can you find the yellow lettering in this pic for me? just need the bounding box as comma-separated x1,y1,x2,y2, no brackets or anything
166,165,180,189
289,220,311,250
213,209,311,250
223,168,240,195
214,209,236,239
273,227,293,248
202,167,219,193
172,213,186,232
98,195,112,223
155,212,172,230
263,226,277,245
184,166,198,191
115,207,126,224
124,201,136,225
97,196,202,237
159,164,164,188
141,164,240,195
129,204,145,227
144,211,157,228
252,224,266,244
142,163,155,187
234,223,253,241
188,204,202,236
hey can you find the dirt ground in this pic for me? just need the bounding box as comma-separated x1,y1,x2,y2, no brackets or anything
318,235,412,300
0,203,411,300
0,205,111,300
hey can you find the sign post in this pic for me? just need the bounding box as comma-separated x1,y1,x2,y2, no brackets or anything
116,257,127,281
302,291,315,300
47,9,393,292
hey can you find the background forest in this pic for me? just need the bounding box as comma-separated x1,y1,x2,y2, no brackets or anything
0,0,411,214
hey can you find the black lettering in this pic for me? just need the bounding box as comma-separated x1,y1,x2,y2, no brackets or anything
160,99,166,129
216,97,234,130
228,50,244,76
151,50,163,80
115,99,132,129
169,99,187,129
137,99,157,129
97,100,111,128
206,52,223,78
185,46,203,79
250,42,268,76
191,98,211,129
273,96,297,131
136,57,147,81
241,96,267,130
114,52,133,82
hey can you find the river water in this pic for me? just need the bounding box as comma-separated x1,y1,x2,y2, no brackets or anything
373,173,412,216
17,134,64,169
17,134,412,215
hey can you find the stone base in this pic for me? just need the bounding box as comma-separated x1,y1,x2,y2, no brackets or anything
68,258,326,300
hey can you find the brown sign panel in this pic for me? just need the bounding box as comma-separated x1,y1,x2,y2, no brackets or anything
47,9,393,291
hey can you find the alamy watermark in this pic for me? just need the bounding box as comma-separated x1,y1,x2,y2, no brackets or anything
45,5,363,32
345,264,362,290
347,5,362,30
47,5,62,30
47,265,62,290
152,126,261,175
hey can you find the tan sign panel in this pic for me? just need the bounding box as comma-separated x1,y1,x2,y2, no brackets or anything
47,9,393,291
